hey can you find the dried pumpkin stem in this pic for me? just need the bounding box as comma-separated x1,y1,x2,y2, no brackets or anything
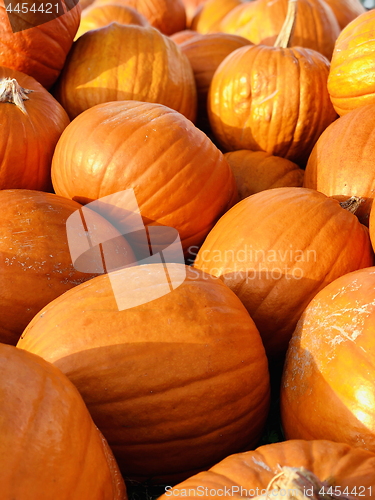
0,78,33,114
274,0,298,48
252,466,351,500
339,196,364,215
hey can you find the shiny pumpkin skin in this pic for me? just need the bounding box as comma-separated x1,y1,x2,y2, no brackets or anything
281,267,375,453
208,44,337,165
0,67,69,192
51,100,237,256
75,4,149,39
0,343,127,500
0,0,81,89
54,23,197,121
18,264,271,483
159,440,375,499
220,0,340,61
304,104,375,226
328,10,375,116
224,150,304,200
324,0,365,29
0,189,134,346
191,0,245,34
193,187,374,362
94,0,186,34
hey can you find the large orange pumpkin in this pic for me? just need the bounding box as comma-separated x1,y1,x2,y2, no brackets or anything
0,0,81,89
220,0,340,61
191,0,245,34
170,29,199,44
0,189,134,346
0,343,127,499
194,187,374,362
75,4,149,39
18,264,271,483
0,67,69,192
208,0,337,165
328,9,375,116
324,0,365,29
281,267,375,453
224,150,304,200
159,440,375,499
304,103,375,226
54,23,197,121
94,0,186,34
51,101,237,257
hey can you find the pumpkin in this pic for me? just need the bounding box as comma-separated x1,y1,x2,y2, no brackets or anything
193,187,374,362
159,440,375,499
17,263,271,483
51,100,237,257
328,9,375,116
324,0,365,29
191,0,245,34
220,0,340,61
75,4,149,39
304,103,375,226
0,343,127,499
94,0,186,35
54,23,197,121
0,0,81,89
0,68,69,191
0,189,135,346
281,267,375,453
179,32,251,120
370,204,375,252
181,0,208,26
170,29,199,44
224,150,304,200
208,0,337,165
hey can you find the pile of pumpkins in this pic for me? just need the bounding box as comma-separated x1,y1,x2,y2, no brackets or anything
1,0,375,497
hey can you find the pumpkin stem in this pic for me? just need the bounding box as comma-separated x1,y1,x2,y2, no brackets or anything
253,466,351,500
274,0,298,48
339,196,364,215
0,78,33,115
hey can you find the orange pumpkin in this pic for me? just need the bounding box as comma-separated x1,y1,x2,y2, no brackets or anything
281,267,375,452
170,29,199,44
328,9,375,116
370,204,375,252
181,0,208,26
324,0,365,29
208,0,337,164
18,264,271,483
220,0,340,61
0,189,134,346
0,68,69,191
159,440,375,499
0,0,81,89
75,4,149,39
304,103,375,226
194,187,374,362
54,23,197,121
224,150,304,200
51,101,237,257
94,0,186,34
191,0,245,34
0,343,127,499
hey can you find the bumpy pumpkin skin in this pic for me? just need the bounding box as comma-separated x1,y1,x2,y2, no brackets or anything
220,0,340,61
281,268,375,453
224,150,304,200
324,0,365,29
208,44,337,165
75,4,149,39
52,101,237,256
54,23,197,121
193,187,374,362
0,190,135,346
159,440,375,499
370,204,375,252
18,264,271,483
0,0,81,89
0,344,127,500
191,0,245,34
328,10,375,116
304,104,375,226
0,67,69,192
